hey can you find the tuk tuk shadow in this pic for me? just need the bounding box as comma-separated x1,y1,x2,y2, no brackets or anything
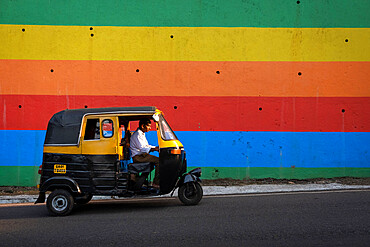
0,204,51,220
73,197,183,215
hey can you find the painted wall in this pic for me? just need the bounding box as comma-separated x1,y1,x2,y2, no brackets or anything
0,0,369,186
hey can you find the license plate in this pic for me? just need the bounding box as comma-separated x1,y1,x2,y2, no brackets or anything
54,164,66,174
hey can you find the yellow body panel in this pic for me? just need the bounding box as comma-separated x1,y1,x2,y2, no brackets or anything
158,139,184,149
81,116,118,155
43,145,81,154
81,139,117,155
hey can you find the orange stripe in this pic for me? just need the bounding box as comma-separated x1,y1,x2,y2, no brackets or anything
0,60,369,97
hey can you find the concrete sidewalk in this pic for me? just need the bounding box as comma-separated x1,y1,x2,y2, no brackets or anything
1,183,370,204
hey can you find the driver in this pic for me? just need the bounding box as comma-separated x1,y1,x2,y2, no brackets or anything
130,119,160,188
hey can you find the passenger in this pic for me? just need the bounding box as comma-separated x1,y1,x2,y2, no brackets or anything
118,120,131,148
130,119,160,188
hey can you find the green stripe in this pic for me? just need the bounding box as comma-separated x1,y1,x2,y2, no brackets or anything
1,166,369,186
0,0,369,27
190,167,370,180
0,166,40,187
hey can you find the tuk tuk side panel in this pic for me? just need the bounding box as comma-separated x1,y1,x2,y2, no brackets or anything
80,116,126,193
40,116,128,195
85,154,122,193
41,152,91,193
41,153,127,194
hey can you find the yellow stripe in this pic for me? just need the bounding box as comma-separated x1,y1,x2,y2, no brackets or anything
1,25,369,61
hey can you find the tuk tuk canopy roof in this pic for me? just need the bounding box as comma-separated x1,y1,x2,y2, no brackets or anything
44,106,157,145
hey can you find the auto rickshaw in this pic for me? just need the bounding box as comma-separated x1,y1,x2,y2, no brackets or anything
35,106,202,216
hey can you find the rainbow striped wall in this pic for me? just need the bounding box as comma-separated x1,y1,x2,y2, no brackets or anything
1,0,369,186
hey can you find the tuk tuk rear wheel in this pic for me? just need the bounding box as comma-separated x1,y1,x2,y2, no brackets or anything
178,182,203,206
46,189,74,216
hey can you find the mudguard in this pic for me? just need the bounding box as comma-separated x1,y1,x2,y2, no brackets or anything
35,176,81,204
170,168,202,197
181,168,202,185
35,192,45,204
184,174,200,183
40,176,81,193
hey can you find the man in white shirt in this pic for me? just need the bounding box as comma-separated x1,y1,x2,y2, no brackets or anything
130,119,160,188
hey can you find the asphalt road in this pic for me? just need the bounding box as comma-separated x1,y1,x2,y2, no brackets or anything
0,190,369,247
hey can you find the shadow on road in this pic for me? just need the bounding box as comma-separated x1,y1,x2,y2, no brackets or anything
74,197,183,215
0,197,185,219
0,204,48,219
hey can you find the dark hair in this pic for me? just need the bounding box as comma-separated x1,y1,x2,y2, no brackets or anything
139,119,151,128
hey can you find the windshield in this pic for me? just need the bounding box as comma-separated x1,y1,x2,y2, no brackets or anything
158,115,178,141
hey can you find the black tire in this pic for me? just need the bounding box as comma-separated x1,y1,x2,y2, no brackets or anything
178,182,203,206
46,189,74,216
75,194,93,204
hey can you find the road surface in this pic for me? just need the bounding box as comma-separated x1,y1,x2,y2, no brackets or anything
0,190,369,246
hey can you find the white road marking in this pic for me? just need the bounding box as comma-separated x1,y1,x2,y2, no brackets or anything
204,189,370,198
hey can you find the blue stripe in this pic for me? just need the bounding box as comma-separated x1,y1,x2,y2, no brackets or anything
166,132,370,169
1,130,369,168
0,130,45,167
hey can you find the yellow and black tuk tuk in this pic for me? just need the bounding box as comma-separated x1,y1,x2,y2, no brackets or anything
35,106,202,216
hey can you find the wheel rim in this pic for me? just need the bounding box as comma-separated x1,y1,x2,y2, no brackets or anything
51,195,68,212
184,184,196,199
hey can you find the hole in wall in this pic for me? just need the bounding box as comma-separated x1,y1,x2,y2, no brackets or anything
18,105,22,108
216,71,220,74
259,107,262,111
90,27,93,30
170,35,174,38
174,106,178,110
298,72,302,76
345,39,349,42
136,69,140,72
22,28,25,32
85,105,88,108
297,1,300,4
91,34,94,37
342,109,345,113
50,69,54,72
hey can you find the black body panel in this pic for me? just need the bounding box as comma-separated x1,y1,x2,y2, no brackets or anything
41,153,128,194
159,148,187,194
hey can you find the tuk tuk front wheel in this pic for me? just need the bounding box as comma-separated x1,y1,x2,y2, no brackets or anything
46,189,74,216
178,182,203,206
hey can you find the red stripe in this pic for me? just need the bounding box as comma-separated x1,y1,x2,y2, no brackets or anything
1,95,369,132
